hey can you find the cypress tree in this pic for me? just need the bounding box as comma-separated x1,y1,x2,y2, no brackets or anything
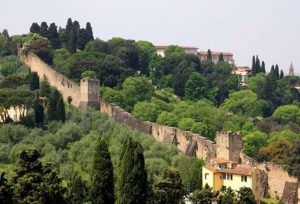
33,97,44,126
275,64,280,80
261,61,266,73
39,76,51,97
64,18,73,44
39,22,49,38
0,172,13,204
48,23,61,49
255,55,261,74
117,137,148,204
69,27,77,53
218,53,224,62
30,23,40,33
280,69,284,79
251,56,256,75
12,149,65,203
29,71,40,90
67,171,89,203
47,89,60,121
76,28,87,50
207,49,212,61
56,97,66,122
91,137,114,204
86,22,94,42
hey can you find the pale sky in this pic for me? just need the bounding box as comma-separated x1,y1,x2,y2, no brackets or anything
1,0,299,74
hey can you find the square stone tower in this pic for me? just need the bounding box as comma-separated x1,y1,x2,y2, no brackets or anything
79,78,100,110
215,131,242,161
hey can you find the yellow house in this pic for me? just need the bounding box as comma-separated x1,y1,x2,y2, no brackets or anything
202,158,261,200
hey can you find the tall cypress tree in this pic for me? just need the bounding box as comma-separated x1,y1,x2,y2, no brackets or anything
67,171,89,203
218,53,224,62
117,137,148,204
39,22,49,38
86,22,94,42
48,23,61,49
255,55,261,74
69,27,77,53
33,97,44,126
64,18,73,44
275,64,280,80
47,89,60,121
76,28,87,50
29,71,40,90
56,97,66,122
207,49,212,61
91,137,114,204
261,61,266,73
30,23,40,33
280,69,284,79
251,56,256,75
39,76,51,97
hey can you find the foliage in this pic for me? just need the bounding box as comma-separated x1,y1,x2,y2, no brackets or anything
117,137,148,204
220,187,236,204
122,76,154,108
285,140,300,179
242,131,268,159
91,137,114,204
237,187,256,204
190,184,218,204
272,105,300,124
133,102,160,122
221,90,268,117
81,70,97,79
22,33,53,64
185,72,208,101
12,149,65,203
66,171,89,203
156,111,178,127
152,168,186,204
29,71,40,90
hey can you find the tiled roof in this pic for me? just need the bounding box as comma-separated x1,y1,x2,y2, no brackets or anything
234,66,252,72
204,163,255,176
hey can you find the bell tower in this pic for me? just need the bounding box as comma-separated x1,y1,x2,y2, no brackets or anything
289,62,295,76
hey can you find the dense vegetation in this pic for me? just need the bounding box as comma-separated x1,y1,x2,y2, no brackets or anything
0,18,299,203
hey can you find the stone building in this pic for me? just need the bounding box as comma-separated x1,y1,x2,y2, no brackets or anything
198,51,234,64
155,45,198,57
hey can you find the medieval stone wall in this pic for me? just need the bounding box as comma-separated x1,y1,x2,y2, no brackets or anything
257,162,299,201
20,54,81,106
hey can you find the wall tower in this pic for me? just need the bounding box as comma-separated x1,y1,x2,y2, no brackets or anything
215,131,242,161
79,78,100,110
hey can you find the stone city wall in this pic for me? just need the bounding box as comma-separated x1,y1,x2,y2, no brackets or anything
19,53,81,106
257,162,299,200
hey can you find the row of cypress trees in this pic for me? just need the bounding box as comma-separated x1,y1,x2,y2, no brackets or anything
30,18,94,53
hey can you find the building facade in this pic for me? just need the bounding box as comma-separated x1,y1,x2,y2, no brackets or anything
233,66,252,86
198,51,234,64
202,158,261,201
155,45,198,57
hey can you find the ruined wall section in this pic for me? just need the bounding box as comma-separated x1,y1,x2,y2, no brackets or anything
257,162,299,200
216,131,242,161
20,54,81,106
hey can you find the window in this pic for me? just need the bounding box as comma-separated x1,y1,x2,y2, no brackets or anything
220,173,226,180
226,174,233,180
241,175,247,182
205,173,209,180
221,186,227,192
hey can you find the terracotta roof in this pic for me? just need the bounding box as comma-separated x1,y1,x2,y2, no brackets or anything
204,164,255,176
198,51,233,56
212,158,235,164
155,45,198,50
235,66,252,72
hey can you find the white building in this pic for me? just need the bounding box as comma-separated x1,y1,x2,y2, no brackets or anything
233,66,252,86
155,45,198,57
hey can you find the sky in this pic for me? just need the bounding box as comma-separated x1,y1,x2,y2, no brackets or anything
0,0,299,74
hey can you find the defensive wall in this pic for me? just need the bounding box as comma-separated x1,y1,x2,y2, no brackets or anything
20,53,299,202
